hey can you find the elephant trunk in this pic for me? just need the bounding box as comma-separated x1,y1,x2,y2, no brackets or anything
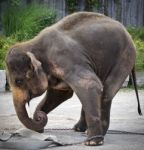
12,86,47,132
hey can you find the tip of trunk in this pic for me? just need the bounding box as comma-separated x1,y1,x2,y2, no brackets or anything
33,111,48,131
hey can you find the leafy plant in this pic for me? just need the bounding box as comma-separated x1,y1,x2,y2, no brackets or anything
134,39,144,71
10,0,21,6
1,4,56,40
66,0,77,13
127,27,144,71
0,36,16,69
0,3,56,69
127,27,144,41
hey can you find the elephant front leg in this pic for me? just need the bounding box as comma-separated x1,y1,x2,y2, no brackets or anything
35,88,73,114
65,69,104,146
34,88,73,132
73,108,87,132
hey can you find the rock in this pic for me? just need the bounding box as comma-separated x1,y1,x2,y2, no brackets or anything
0,70,6,92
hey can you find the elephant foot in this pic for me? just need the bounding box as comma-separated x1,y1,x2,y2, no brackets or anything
37,128,44,133
85,135,104,146
73,121,87,132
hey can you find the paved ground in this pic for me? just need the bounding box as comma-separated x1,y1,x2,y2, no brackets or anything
0,89,144,149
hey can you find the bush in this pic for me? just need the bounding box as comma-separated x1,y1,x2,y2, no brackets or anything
127,27,144,71
127,27,144,41
0,36,16,69
134,39,144,71
1,4,56,41
0,3,56,69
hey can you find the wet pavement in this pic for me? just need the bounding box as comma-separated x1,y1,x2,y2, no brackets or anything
0,89,144,149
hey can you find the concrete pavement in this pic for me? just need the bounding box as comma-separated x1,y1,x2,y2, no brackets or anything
0,89,144,149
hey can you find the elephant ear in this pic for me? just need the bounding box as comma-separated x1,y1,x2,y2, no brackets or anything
26,52,41,76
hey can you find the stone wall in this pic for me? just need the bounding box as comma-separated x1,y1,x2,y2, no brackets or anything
0,70,6,92
0,0,144,27
41,0,144,26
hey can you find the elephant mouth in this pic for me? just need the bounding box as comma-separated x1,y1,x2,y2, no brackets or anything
28,90,44,101
28,90,33,100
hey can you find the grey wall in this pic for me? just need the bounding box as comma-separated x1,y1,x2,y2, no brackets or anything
42,0,144,26
0,0,144,27
99,0,144,27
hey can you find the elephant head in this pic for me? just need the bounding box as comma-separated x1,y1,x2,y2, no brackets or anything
6,47,48,132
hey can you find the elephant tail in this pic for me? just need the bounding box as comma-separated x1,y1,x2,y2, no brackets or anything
131,67,142,115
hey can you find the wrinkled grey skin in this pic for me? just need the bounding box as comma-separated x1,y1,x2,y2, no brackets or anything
6,12,136,146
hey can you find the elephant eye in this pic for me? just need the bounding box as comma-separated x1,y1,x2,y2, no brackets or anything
15,79,24,87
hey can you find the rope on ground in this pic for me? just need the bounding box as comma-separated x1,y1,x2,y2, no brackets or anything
45,128,144,135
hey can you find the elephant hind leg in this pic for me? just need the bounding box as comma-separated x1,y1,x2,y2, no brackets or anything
101,54,134,135
33,89,73,133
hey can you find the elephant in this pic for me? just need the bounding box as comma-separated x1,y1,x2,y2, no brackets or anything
6,12,140,146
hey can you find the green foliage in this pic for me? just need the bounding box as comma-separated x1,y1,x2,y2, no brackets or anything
10,0,21,6
127,27,144,71
0,3,56,69
0,36,16,69
1,4,56,41
134,39,144,71
66,0,99,13
86,0,100,10
127,27,144,41
66,0,77,13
